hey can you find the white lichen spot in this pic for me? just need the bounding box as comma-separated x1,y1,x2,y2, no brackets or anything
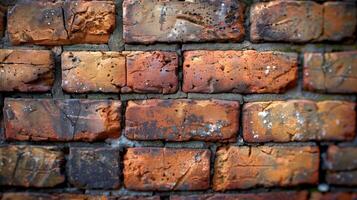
335,119,340,125
258,111,269,118
253,134,259,139
264,65,271,75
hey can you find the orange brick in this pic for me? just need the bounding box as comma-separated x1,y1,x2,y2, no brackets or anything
124,148,210,191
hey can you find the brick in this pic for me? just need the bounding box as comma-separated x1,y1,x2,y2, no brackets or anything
0,49,54,92
250,1,323,42
325,145,357,186
250,1,357,42
170,191,308,200
0,193,160,200
68,147,120,189
304,51,357,93
0,145,64,187
125,51,178,94
123,0,245,44
62,51,126,93
243,100,356,142
4,98,121,141
125,99,239,142
124,148,210,191
321,2,357,41
183,50,298,93
310,192,357,200
212,146,319,191
0,6,5,37
8,0,115,45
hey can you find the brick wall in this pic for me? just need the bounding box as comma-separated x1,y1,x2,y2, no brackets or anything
0,0,356,199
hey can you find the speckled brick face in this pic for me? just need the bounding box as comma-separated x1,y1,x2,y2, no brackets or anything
325,146,357,186
183,50,298,93
124,148,210,191
0,49,54,92
0,193,160,200
310,192,357,200
4,98,121,141
243,100,356,142
67,147,120,189
125,99,239,142
213,146,319,191
7,0,115,45
62,51,126,93
171,192,308,200
304,51,357,93
125,51,178,94
0,145,64,187
123,0,245,43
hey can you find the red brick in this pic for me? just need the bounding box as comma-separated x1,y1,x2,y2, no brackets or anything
0,145,64,187
62,51,126,93
250,1,322,42
250,1,356,42
170,191,308,200
243,100,356,142
4,98,121,141
125,51,178,94
183,50,298,93
304,51,357,93
0,49,54,92
8,0,115,45
124,147,210,191
310,192,357,200
125,99,239,142
212,146,319,191
321,2,357,41
325,145,357,186
68,147,120,189
123,0,245,44
0,193,160,200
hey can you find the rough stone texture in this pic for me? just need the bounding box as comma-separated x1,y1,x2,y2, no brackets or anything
171,191,308,200
321,2,357,41
125,51,178,94
0,49,54,92
304,51,357,93
7,0,115,45
4,98,121,141
325,145,357,186
62,51,126,93
0,145,64,187
183,50,298,93
250,1,323,42
68,147,120,189
243,100,356,142
125,99,239,142
310,192,357,200
124,148,210,191
212,146,319,191
123,0,245,44
0,193,159,200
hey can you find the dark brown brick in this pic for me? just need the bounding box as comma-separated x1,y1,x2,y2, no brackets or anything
124,148,210,191
62,51,126,93
68,147,120,189
123,0,245,44
4,98,121,141
310,192,357,200
304,51,357,93
0,49,54,92
325,145,357,186
0,6,5,37
8,0,115,45
125,99,239,142
321,2,357,41
0,193,160,200
212,146,319,191
250,1,323,42
170,191,308,200
0,145,64,187
183,50,298,93
243,100,356,142
125,51,178,94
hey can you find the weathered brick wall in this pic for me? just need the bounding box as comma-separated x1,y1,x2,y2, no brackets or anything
0,0,356,199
